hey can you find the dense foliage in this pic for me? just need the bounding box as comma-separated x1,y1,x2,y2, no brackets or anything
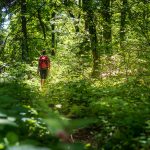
0,0,150,150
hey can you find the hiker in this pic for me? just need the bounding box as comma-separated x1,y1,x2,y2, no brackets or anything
37,50,50,89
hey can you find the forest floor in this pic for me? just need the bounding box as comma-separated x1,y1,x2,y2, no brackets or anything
1,68,150,150
0,80,97,148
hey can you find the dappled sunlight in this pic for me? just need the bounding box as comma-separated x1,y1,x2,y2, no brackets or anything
0,0,150,149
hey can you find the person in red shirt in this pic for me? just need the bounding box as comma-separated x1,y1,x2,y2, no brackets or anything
37,50,50,89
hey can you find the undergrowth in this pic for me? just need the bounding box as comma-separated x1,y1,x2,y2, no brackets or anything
0,60,150,150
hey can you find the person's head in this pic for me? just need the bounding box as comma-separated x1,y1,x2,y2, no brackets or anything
41,50,46,55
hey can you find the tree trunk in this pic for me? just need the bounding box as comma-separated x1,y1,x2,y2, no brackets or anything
37,9,46,40
21,0,28,61
142,0,149,42
78,0,82,6
102,0,112,55
51,12,56,56
120,0,127,49
88,13,99,77
83,0,99,77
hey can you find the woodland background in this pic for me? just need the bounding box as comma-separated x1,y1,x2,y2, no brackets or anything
0,0,150,150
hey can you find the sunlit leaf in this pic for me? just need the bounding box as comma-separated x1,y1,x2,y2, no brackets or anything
7,145,50,150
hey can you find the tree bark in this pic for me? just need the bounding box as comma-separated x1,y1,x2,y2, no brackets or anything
78,0,82,7
83,0,99,77
120,0,127,49
101,0,112,55
51,12,56,56
21,0,28,61
88,12,99,77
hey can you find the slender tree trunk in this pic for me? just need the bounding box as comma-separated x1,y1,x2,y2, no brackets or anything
138,0,150,76
83,0,99,77
102,0,112,55
142,0,149,43
120,0,127,49
82,0,89,31
88,12,99,77
21,0,28,61
78,0,82,6
51,12,56,55
37,9,46,40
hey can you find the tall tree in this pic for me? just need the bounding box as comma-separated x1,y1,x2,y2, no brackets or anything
120,0,128,49
51,11,56,51
101,0,112,54
83,0,99,77
20,0,28,61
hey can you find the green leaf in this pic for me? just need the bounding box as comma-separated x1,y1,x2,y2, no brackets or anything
0,143,5,149
0,112,17,127
44,118,69,134
7,145,50,150
6,132,18,145
0,117,17,127
69,118,97,129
